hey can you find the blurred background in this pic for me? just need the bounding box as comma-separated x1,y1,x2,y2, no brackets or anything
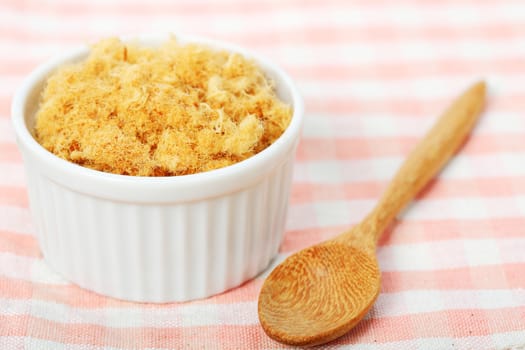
3,0,525,126
4,0,525,119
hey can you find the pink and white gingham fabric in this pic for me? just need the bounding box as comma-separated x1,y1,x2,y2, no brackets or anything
1,0,525,348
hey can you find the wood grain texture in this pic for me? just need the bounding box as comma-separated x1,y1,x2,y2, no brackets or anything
337,81,487,252
258,243,380,346
354,81,487,246
258,81,486,347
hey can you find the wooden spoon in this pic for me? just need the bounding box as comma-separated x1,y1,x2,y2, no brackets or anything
258,81,486,347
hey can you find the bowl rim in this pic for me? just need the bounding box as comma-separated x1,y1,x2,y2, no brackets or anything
11,33,304,202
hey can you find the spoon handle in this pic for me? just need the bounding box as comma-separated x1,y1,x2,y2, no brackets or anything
358,81,486,243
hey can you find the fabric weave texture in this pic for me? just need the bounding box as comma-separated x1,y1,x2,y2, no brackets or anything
1,0,525,348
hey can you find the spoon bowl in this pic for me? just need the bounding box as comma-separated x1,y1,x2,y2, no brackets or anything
259,242,380,346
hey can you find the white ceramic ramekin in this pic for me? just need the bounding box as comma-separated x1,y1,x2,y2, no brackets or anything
11,34,303,303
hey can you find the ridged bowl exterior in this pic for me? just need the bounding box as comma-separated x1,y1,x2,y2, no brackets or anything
12,34,303,302
23,157,294,302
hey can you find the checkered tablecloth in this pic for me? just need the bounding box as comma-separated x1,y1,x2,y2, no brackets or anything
1,0,525,349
